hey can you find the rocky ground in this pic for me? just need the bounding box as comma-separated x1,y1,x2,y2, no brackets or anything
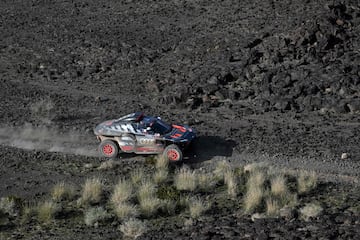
0,0,359,239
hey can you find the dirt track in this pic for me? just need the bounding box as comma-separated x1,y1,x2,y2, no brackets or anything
0,0,359,239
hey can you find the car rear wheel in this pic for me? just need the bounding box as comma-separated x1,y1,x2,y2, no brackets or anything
163,144,183,162
99,140,119,158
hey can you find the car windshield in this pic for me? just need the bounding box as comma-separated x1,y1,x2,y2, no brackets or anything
152,119,172,135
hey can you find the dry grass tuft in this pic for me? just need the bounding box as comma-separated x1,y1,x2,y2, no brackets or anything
21,201,37,224
130,168,146,186
243,186,264,213
266,198,280,216
244,170,266,212
111,178,133,205
224,169,238,198
174,166,197,191
300,203,323,221
270,175,288,197
80,177,103,205
138,180,160,217
139,197,161,217
138,180,156,202
37,201,59,223
213,159,231,181
84,206,108,226
153,168,168,184
247,170,265,189
155,155,169,170
297,171,317,194
119,218,147,239
51,182,75,201
197,172,217,191
188,196,211,219
114,202,139,220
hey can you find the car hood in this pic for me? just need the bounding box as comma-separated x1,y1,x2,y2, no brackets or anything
163,125,196,142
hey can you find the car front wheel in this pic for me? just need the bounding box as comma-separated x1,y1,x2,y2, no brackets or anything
163,144,183,162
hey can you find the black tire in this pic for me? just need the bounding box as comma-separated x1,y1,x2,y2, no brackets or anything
99,140,119,158
163,144,183,162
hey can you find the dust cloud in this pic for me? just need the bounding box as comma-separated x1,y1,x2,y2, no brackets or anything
0,123,98,157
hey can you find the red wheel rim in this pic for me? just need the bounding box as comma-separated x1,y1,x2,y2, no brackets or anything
103,144,114,156
167,149,179,161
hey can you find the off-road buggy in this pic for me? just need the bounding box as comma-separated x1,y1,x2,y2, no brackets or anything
94,112,196,162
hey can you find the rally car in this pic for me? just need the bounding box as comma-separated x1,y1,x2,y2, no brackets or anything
94,112,196,162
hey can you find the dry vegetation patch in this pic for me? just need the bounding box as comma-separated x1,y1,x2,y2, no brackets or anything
298,170,317,194
155,155,169,170
37,201,59,223
119,218,147,239
51,182,75,201
114,202,139,220
174,166,197,191
300,203,323,221
266,198,280,216
224,169,238,198
111,178,133,205
213,159,231,181
138,180,160,217
80,177,103,205
153,168,168,184
197,172,217,191
84,207,108,226
131,168,146,186
188,196,211,219
270,175,288,197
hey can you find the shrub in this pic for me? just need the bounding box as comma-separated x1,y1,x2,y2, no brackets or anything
243,186,264,213
119,218,146,239
111,178,133,205
174,166,197,191
81,177,103,204
38,201,59,223
51,182,75,201
155,155,169,170
266,198,280,216
130,168,146,186
114,202,139,220
84,207,108,226
300,203,323,221
188,196,211,219
153,168,168,184
298,171,317,194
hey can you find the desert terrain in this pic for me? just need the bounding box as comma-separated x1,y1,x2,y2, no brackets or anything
0,0,359,239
